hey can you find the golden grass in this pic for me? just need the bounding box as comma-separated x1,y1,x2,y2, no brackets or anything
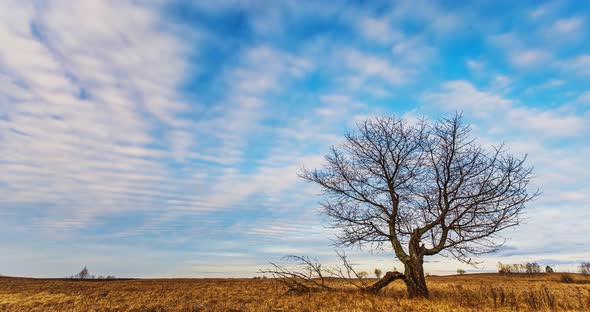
1,273,589,311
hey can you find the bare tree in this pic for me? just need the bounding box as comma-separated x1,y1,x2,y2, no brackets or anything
497,262,510,273
580,262,590,275
374,268,382,278
72,266,90,279
301,115,537,297
525,262,541,274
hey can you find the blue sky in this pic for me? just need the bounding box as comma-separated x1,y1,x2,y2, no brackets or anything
1,0,589,278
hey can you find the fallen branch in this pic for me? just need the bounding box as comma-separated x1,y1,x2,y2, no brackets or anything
261,252,405,294
261,255,333,293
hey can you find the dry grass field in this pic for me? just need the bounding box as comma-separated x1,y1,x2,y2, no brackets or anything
1,273,589,311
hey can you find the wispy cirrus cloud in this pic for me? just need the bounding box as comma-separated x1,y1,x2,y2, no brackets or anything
0,0,199,230
423,80,588,138
341,48,411,87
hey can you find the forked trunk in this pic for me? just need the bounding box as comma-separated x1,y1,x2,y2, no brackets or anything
404,232,429,298
367,263,429,297
369,234,430,297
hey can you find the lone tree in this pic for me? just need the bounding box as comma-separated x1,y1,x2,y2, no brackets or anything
73,266,90,279
374,268,383,278
301,115,537,297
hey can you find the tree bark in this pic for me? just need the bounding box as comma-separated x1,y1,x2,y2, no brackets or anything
403,259,429,298
404,233,429,298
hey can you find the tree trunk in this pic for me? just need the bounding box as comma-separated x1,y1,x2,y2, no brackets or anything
369,234,430,297
403,259,429,298
404,232,429,298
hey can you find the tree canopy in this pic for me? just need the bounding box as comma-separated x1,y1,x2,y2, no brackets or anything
301,114,538,297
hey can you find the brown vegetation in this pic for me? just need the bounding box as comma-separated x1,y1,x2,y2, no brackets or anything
1,273,589,311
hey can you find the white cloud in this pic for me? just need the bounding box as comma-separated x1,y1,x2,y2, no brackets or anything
489,74,512,92
193,45,314,165
388,0,462,34
528,2,558,21
537,79,565,89
506,107,586,137
422,80,512,118
315,94,365,118
341,48,410,86
0,0,200,230
356,14,437,69
358,17,402,44
489,32,552,68
509,49,550,67
423,80,588,138
489,32,520,50
391,37,436,65
559,54,590,76
466,59,485,73
576,91,590,104
547,16,584,37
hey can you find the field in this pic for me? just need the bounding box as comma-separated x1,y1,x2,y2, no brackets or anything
1,274,589,311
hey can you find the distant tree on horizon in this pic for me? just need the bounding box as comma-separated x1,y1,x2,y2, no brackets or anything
525,262,541,274
301,114,538,297
580,262,590,275
374,268,382,278
545,265,554,273
457,269,466,275
72,266,91,279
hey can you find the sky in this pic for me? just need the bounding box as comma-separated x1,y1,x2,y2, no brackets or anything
0,0,589,278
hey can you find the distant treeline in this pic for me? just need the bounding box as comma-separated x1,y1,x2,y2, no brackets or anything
498,261,590,274
498,262,543,274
